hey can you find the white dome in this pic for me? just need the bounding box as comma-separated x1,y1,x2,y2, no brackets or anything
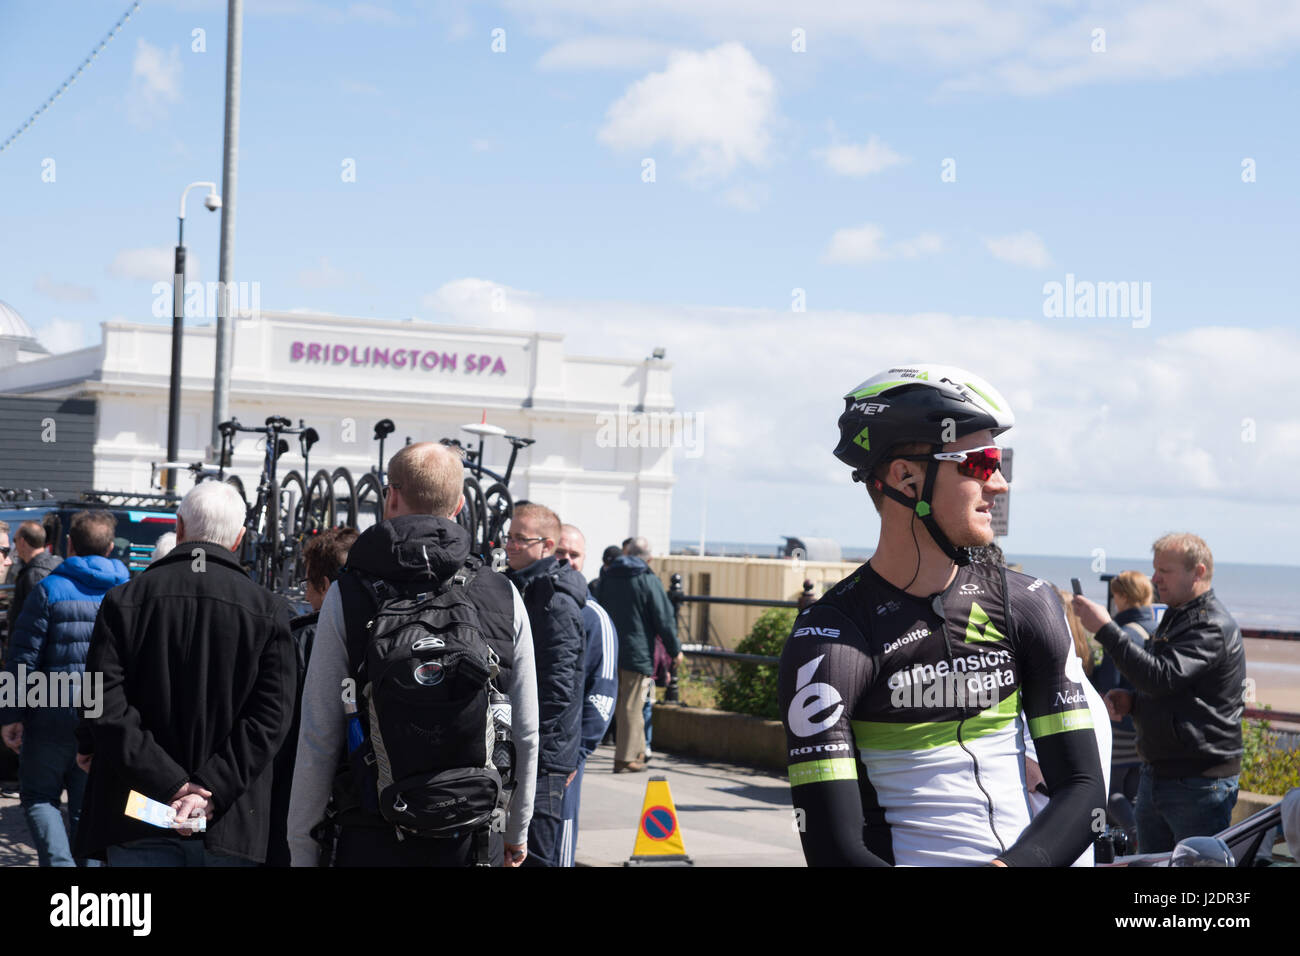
0,300,36,339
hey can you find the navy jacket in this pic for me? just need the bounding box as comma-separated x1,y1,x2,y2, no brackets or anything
6,551,63,640
507,556,586,773
1,554,129,727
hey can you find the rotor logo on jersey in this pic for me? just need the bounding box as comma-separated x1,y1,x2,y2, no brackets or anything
1026,578,1047,592
787,654,844,738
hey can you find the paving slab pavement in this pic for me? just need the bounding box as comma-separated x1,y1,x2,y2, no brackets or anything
0,748,806,868
574,745,805,867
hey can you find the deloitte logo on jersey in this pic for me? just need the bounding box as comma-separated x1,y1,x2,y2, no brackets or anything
787,654,844,737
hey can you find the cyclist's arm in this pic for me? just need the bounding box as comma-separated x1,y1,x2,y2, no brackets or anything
1001,588,1105,867
779,615,887,866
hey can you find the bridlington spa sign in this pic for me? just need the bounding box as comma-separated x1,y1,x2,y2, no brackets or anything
288,339,508,375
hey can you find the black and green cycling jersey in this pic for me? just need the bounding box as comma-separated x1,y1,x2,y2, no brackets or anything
778,560,1105,866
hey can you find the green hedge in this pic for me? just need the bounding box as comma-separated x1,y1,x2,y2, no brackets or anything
1240,713,1300,797
716,607,796,720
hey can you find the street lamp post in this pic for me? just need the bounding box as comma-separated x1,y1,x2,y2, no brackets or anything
166,181,222,494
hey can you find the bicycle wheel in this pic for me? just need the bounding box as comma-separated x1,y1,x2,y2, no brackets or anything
247,475,280,590
331,467,359,529
481,481,513,553
278,470,309,584
459,475,484,555
354,472,384,534
308,468,335,530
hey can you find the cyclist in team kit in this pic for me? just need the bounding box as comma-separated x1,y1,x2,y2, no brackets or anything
779,364,1105,866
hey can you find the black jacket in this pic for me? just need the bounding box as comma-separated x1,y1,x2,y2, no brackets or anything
507,556,586,773
74,540,296,863
1093,589,1245,778
6,551,62,641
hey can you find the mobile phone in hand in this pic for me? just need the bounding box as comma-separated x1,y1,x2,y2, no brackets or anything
1071,578,1083,596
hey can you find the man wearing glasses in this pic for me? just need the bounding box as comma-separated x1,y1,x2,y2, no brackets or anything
779,364,1104,866
503,504,587,867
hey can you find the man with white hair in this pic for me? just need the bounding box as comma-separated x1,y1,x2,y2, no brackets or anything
74,480,296,865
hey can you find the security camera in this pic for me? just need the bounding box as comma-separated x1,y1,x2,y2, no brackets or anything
204,192,222,211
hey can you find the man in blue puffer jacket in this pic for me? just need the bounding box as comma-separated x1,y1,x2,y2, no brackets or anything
0,511,128,867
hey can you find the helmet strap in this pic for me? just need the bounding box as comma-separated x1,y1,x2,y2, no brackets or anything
871,465,970,568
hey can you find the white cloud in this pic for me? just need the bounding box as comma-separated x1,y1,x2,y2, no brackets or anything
30,317,88,354
296,257,363,290
506,1,1300,97
108,247,198,282
538,36,674,71
33,274,96,304
818,134,904,176
127,39,182,129
421,278,540,330
894,232,944,258
983,231,1052,268
597,43,777,183
719,182,768,212
824,224,942,263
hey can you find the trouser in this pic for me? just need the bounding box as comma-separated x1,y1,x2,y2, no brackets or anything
1135,764,1239,854
643,680,655,755
615,670,654,763
107,837,256,867
523,771,568,867
333,823,503,866
558,758,587,868
19,719,96,868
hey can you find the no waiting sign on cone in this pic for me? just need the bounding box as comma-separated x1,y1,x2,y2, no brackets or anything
625,775,693,866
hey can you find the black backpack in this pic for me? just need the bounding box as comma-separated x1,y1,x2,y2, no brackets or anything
343,560,512,838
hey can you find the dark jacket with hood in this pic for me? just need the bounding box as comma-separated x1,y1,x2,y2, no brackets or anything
1092,589,1245,778
506,555,586,774
597,555,679,677
74,540,296,863
1,554,128,728
6,551,63,641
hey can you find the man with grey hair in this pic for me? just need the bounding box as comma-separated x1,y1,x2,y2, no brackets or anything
1073,532,1246,852
598,537,681,772
74,481,296,865
288,441,539,867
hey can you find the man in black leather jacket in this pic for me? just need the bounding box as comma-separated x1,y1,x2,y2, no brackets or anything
1073,533,1246,853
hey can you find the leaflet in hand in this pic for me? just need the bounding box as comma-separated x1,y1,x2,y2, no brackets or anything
124,790,207,832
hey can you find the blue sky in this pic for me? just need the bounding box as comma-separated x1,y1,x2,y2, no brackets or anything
2,0,1299,563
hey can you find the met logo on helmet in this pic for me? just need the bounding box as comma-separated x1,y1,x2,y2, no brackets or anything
850,401,889,414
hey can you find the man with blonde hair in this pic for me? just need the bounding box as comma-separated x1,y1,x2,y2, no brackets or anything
1073,533,1245,852
289,442,539,867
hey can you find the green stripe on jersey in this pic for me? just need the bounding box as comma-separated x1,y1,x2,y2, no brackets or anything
788,758,858,787
852,690,1020,751
1028,708,1094,739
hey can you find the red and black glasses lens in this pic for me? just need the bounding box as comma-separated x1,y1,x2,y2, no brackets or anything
955,446,1002,481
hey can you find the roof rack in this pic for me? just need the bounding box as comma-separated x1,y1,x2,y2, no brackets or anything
78,490,181,510
0,488,56,503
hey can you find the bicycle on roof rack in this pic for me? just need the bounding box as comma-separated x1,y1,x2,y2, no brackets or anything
217,415,322,591
440,421,534,561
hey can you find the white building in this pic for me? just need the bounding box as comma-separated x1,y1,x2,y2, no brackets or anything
0,306,676,562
